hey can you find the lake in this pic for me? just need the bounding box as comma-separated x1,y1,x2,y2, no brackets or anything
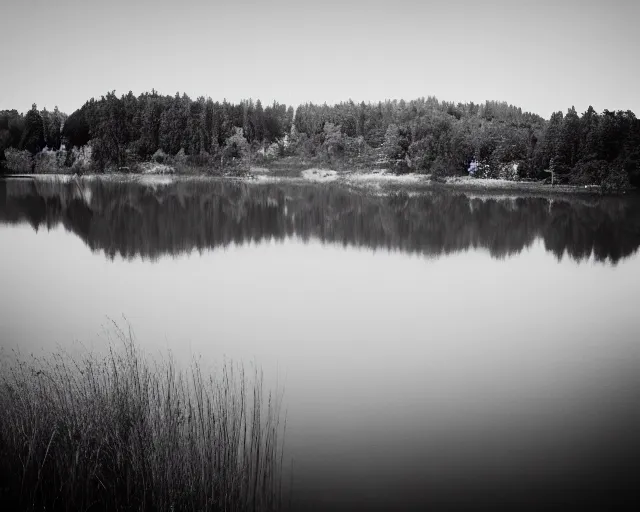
2,176,640,511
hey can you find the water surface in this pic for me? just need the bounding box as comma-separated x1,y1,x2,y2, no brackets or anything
1,176,640,510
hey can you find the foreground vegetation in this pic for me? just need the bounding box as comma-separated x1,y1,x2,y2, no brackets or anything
0,326,285,511
1,92,639,192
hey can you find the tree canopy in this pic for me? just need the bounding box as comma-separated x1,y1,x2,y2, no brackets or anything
1,92,638,190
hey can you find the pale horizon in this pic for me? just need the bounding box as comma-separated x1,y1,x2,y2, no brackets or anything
1,0,639,119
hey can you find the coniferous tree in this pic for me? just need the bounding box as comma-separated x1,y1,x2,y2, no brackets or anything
556,106,580,169
21,104,46,154
253,100,265,143
541,111,564,172
578,106,599,161
62,106,90,150
48,107,63,150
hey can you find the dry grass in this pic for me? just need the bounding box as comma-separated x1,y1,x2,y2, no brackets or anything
0,325,286,511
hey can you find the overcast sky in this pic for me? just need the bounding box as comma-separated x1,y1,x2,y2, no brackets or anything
1,0,638,118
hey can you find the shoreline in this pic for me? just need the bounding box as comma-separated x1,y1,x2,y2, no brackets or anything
435,176,611,197
0,170,630,197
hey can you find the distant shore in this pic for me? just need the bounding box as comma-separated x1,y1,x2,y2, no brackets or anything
435,176,612,196
1,167,626,197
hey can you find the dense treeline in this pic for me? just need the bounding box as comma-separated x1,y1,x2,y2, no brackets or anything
1,93,294,174
62,91,294,170
1,92,639,190
293,99,640,190
2,178,639,263
0,106,67,172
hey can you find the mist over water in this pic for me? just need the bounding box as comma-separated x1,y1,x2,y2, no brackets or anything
2,177,640,511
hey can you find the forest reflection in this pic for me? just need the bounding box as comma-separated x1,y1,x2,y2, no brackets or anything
1,177,639,263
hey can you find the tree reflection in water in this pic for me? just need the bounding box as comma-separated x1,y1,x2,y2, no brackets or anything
1,177,639,264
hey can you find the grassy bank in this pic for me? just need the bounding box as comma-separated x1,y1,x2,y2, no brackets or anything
436,176,614,196
3,152,635,197
0,327,285,512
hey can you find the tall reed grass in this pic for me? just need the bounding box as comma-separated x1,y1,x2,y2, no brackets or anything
0,325,286,511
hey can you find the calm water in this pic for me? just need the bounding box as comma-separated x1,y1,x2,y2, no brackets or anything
2,176,640,510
